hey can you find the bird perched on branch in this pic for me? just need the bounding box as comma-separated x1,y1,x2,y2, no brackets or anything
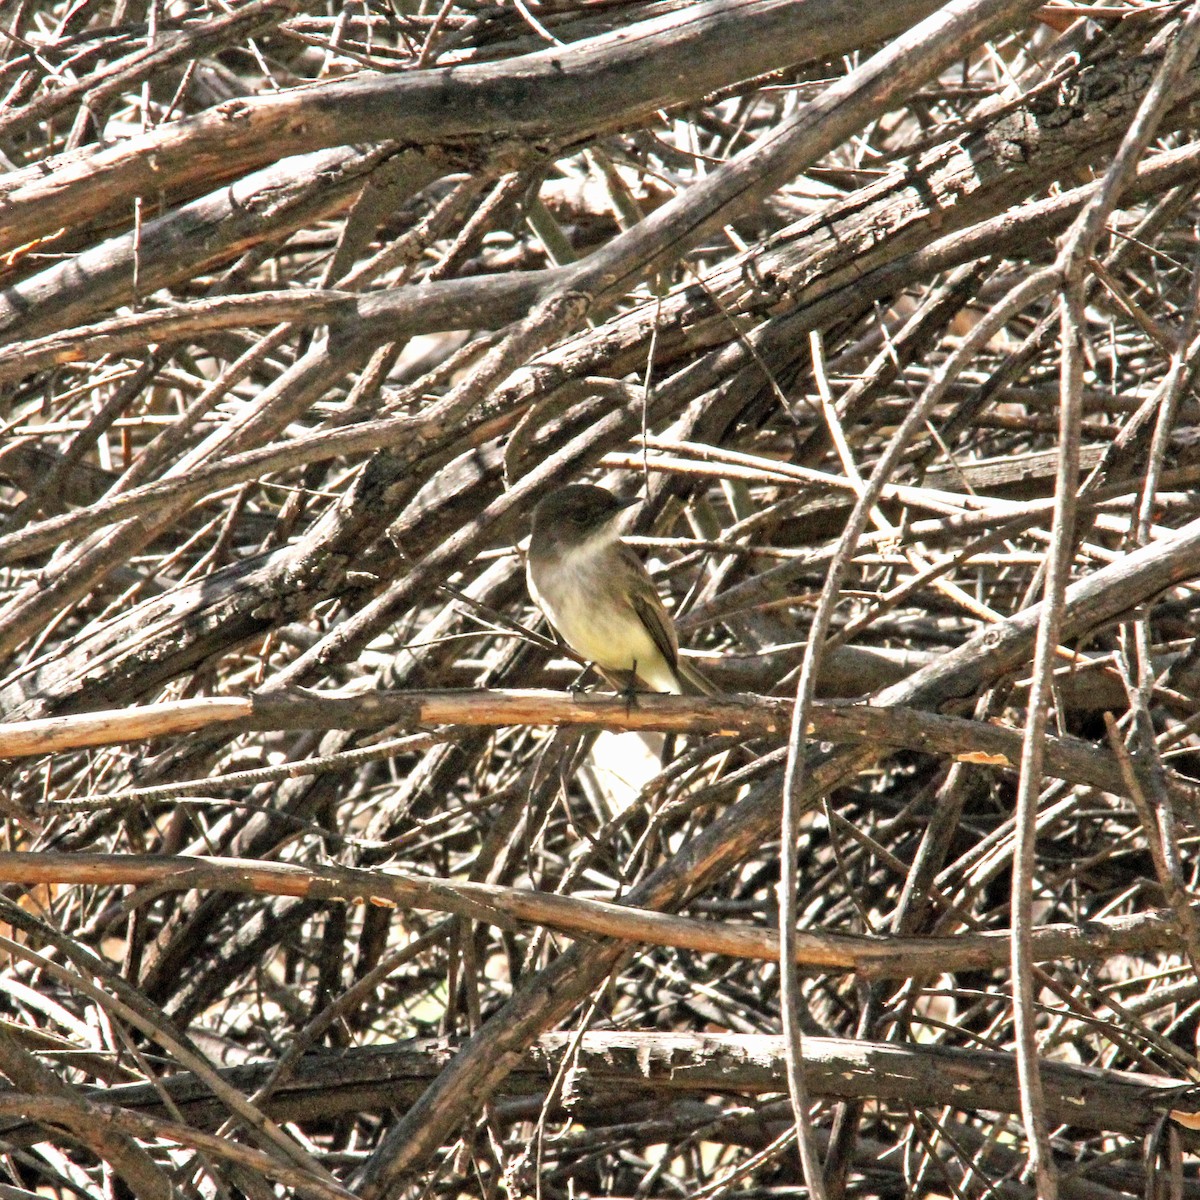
526,484,714,695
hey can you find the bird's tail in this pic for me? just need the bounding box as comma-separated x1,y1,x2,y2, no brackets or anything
676,658,717,696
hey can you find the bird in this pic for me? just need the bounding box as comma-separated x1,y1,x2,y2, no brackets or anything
526,484,714,695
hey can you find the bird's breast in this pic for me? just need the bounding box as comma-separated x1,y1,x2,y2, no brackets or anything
527,546,665,679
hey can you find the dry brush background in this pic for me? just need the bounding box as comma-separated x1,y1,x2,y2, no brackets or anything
1,0,1200,1196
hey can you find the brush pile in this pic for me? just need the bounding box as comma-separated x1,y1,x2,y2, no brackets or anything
1,1,1199,1196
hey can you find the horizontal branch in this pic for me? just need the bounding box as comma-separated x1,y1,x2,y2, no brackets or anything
0,1032,1187,1145
531,1032,1199,1138
0,687,1193,812
0,851,1189,981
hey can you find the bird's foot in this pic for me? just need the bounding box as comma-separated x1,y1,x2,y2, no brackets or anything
567,662,597,693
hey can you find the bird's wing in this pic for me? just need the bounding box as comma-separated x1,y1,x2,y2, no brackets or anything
621,545,679,671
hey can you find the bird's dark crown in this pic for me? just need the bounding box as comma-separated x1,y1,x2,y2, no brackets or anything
530,484,636,552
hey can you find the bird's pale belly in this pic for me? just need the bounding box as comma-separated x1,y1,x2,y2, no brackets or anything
529,556,678,692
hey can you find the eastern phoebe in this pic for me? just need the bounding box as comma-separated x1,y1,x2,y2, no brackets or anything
526,484,713,695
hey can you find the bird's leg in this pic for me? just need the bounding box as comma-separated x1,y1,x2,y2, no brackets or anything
623,659,642,715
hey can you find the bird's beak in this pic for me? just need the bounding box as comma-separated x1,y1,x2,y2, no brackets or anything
604,495,639,532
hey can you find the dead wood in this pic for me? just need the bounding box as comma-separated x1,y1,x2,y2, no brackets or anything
1,2,1199,1198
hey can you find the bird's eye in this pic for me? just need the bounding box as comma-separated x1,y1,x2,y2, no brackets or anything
571,511,588,525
